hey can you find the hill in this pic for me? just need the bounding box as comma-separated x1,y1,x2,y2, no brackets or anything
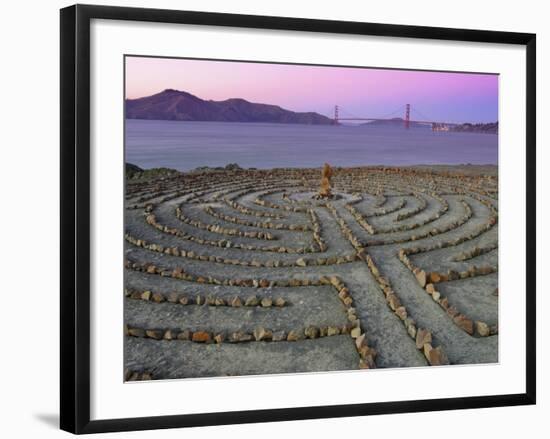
126,89,333,125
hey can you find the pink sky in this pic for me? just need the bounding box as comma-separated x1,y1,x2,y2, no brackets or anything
125,56,498,123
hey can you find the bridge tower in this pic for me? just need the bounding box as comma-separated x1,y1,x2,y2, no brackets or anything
405,103,410,129
333,105,339,125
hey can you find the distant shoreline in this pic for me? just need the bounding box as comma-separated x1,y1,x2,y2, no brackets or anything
126,117,498,132
126,162,498,179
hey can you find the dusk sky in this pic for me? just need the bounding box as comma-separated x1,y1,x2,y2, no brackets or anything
125,56,498,124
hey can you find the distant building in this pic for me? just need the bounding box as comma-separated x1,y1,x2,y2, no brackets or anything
432,123,450,132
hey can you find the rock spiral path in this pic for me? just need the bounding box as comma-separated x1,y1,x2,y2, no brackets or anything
124,166,498,380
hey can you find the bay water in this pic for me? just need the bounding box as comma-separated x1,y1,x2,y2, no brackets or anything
125,119,498,172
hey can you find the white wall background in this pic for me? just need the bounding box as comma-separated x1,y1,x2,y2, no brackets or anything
0,0,546,437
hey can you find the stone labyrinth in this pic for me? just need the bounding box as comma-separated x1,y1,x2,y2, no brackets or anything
124,166,498,381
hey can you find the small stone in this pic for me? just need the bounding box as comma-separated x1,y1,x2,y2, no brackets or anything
424,344,449,366
230,296,242,307
271,331,287,341
387,294,401,311
167,292,179,303
261,297,273,307
416,270,427,287
163,329,175,340
253,326,271,341
327,326,340,336
152,292,165,303
145,329,163,340
432,291,441,302
238,332,253,342
195,295,204,305
453,314,474,335
358,344,377,360
296,257,307,267
140,290,152,301
245,295,259,306
214,297,226,306
415,328,432,349
476,321,490,337
274,297,286,307
228,332,244,343
407,322,417,339
347,312,358,322
338,288,349,299
214,332,226,344
395,306,407,320
140,372,153,381
423,343,433,360
329,276,341,287
350,326,362,338
446,306,459,318
192,331,212,343
259,279,270,288
478,265,494,275
425,283,436,295
287,329,305,341
304,326,319,339
177,330,192,341
355,333,367,349
128,327,145,338
178,295,189,305
448,270,459,281
429,272,441,283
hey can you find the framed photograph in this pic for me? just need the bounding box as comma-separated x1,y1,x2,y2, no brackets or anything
60,4,536,434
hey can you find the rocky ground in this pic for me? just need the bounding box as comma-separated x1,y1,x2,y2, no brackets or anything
123,165,498,381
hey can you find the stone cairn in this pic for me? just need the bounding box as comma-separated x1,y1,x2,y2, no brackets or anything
318,163,333,198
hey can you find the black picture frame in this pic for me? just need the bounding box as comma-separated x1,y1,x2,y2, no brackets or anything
60,4,536,434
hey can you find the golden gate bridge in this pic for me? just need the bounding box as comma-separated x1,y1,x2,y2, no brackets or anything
331,104,458,131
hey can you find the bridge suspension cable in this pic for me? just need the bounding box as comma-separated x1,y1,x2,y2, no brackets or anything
377,105,406,120
410,107,434,123
335,104,406,122
338,106,363,120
